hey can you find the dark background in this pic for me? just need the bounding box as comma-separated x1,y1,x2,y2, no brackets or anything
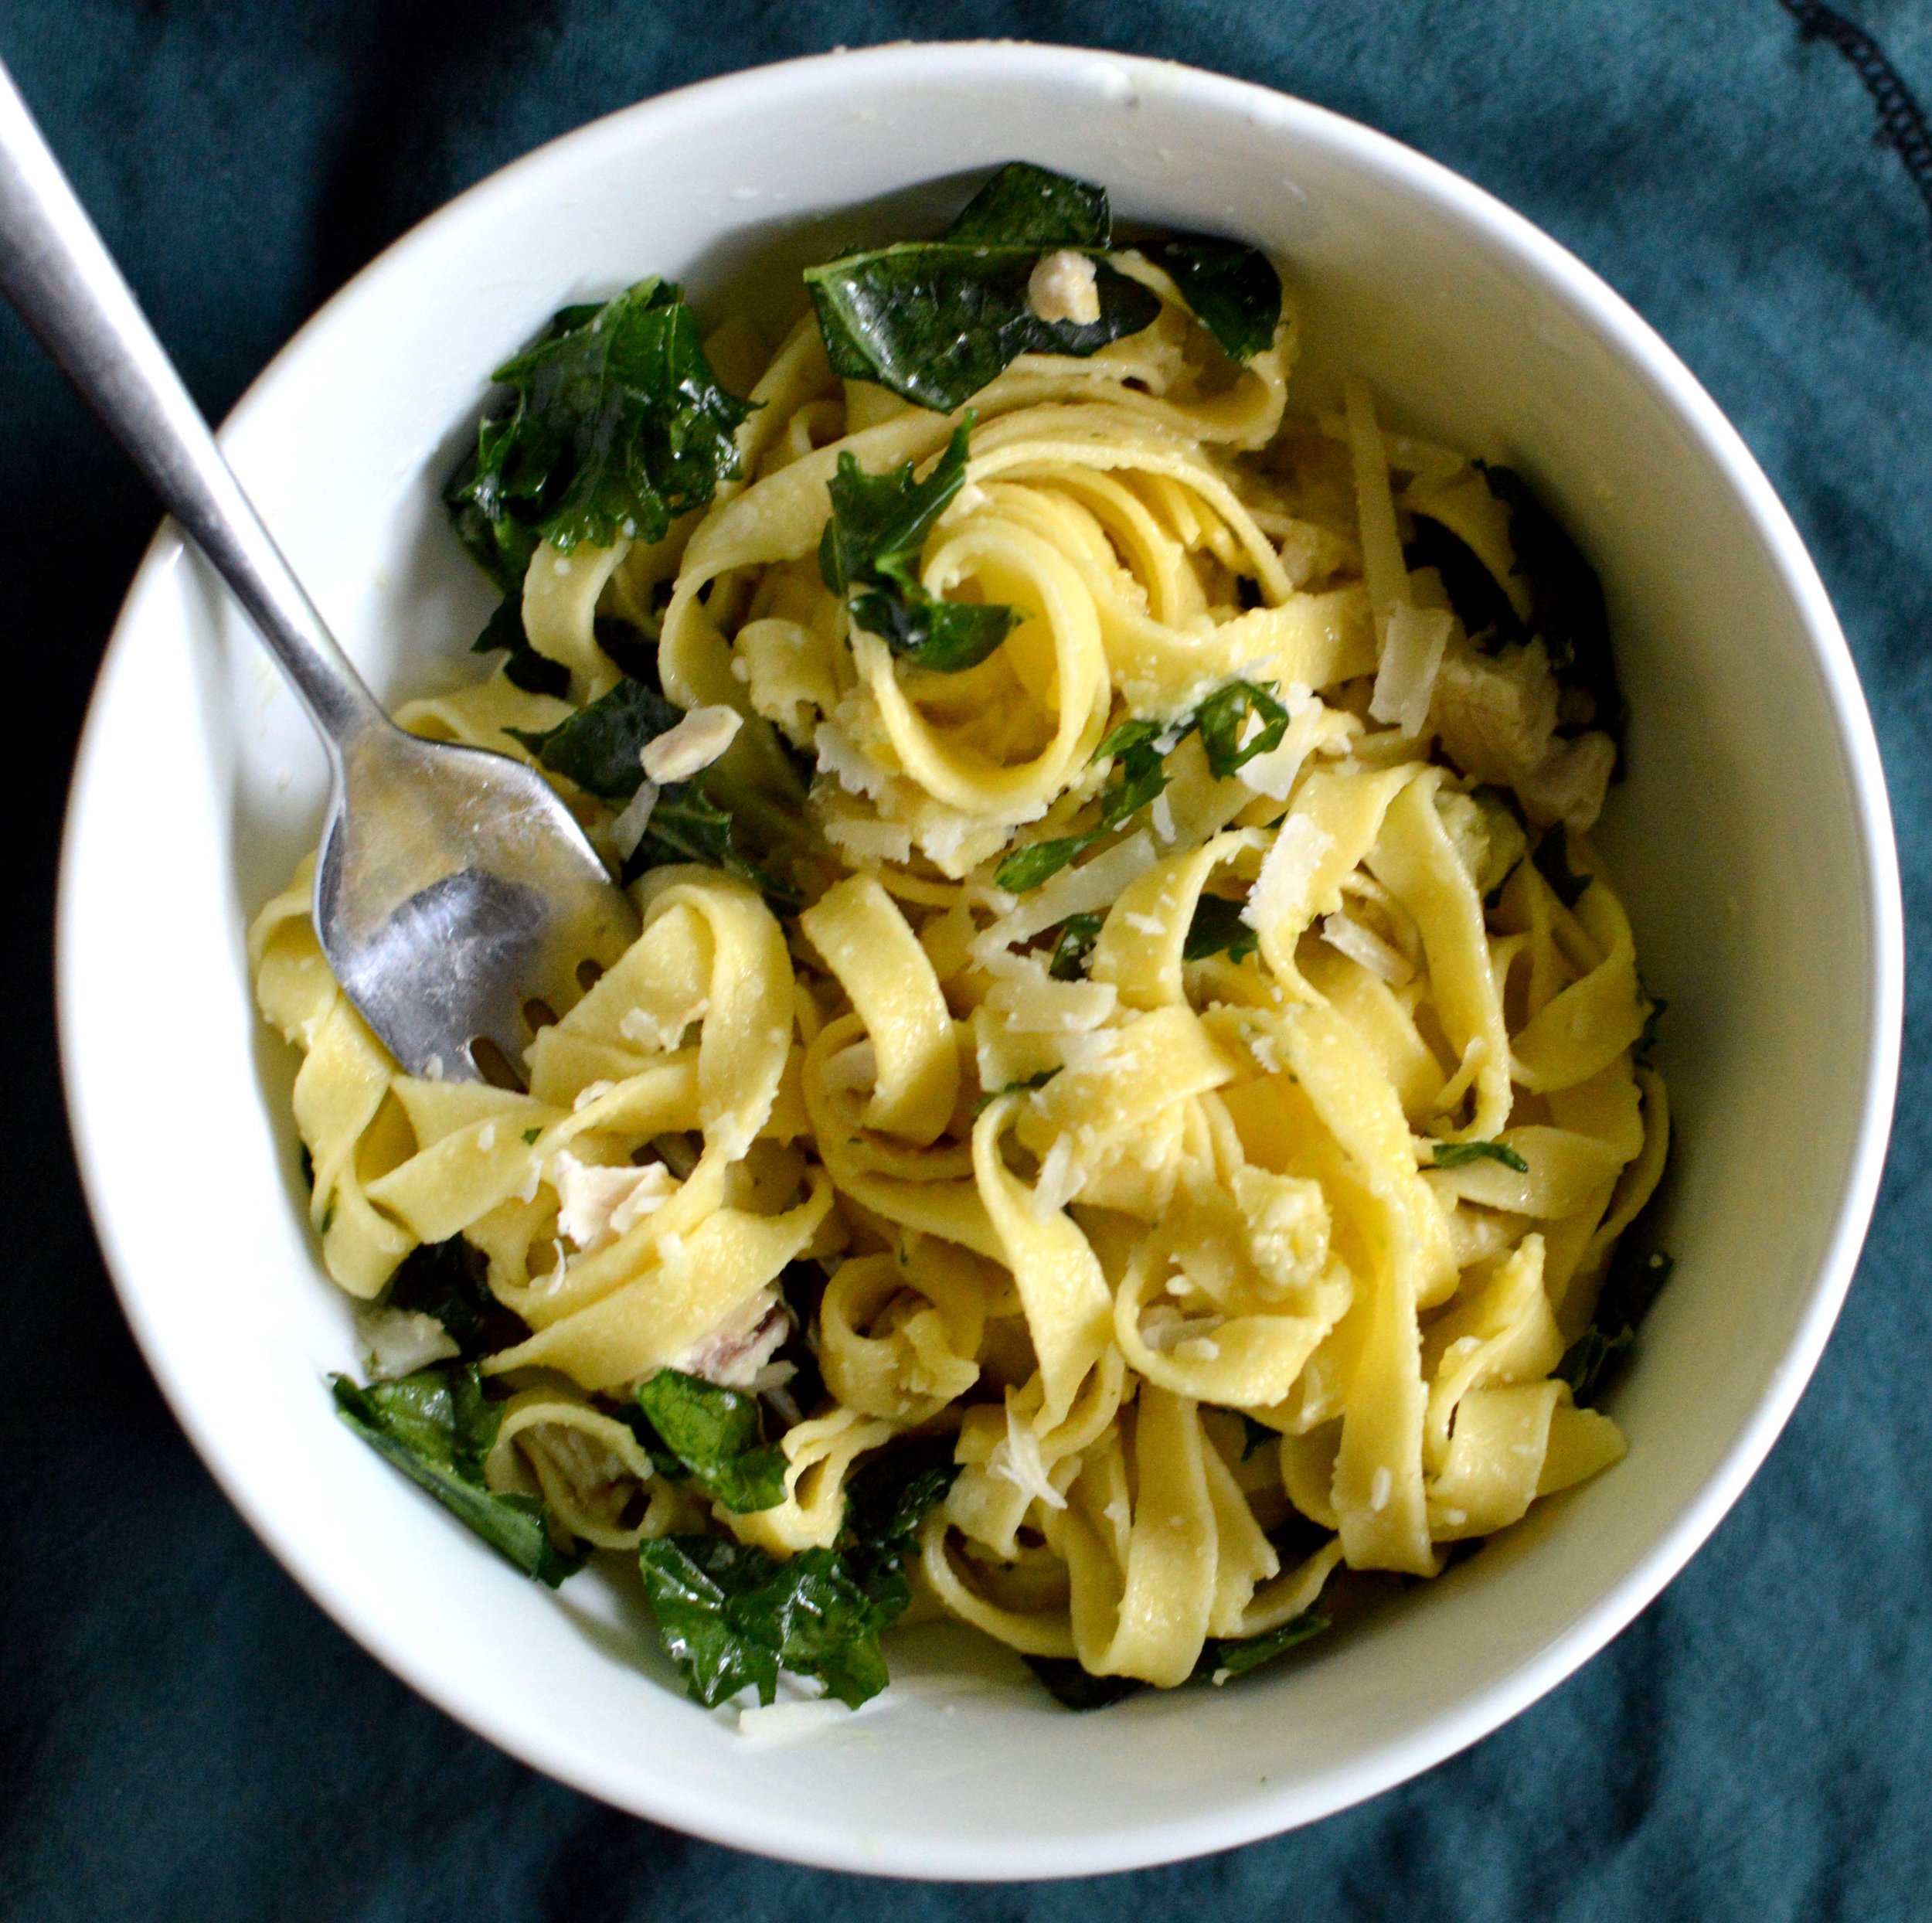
5,3,1930,1918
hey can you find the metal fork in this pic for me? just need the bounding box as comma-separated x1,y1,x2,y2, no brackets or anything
0,60,638,1081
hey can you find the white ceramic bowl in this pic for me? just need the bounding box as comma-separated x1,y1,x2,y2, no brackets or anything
59,42,1902,1880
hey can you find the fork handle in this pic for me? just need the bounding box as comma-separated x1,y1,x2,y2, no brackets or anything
0,57,385,754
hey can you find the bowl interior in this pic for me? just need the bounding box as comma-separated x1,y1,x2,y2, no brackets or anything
59,44,1899,1879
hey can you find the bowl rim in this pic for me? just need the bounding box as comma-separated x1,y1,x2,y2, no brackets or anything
56,39,1905,1879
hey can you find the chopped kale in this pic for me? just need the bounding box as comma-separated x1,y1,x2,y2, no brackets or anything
471,594,571,699
1557,1245,1675,1407
973,1067,1062,1118
1240,1414,1279,1462
504,677,799,911
508,674,682,801
1048,911,1104,980
838,1435,961,1618
331,1364,583,1587
1025,1658,1147,1710
944,161,1111,249
1634,996,1668,1069
621,776,803,916
1192,679,1290,780
1026,1607,1332,1709
804,164,1161,412
1206,1610,1331,1680
1185,893,1259,965
634,1369,788,1514
1145,236,1282,363
444,279,756,588
638,1537,891,1709
385,1236,519,1360
819,422,1018,672
638,1436,956,1709
994,679,1287,892
1532,823,1594,909
1427,1140,1531,1174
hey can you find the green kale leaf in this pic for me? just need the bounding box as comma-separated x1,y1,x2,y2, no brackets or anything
971,1067,1062,1118
508,674,683,801
1427,1139,1531,1173
471,594,571,699
638,1438,957,1709
943,161,1111,248
1532,822,1594,909
818,421,1018,672
384,1236,513,1360
1184,893,1259,965
330,1364,583,1586
505,676,801,912
444,279,756,583
1192,679,1290,779
1048,911,1104,980
994,680,1287,893
993,714,1171,893
1146,236,1282,363
622,778,803,916
638,1537,893,1708
1206,1609,1331,1679
804,164,1159,412
634,1368,788,1514
1557,1245,1675,1407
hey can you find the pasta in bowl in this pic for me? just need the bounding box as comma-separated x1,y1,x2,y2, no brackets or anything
251,159,1672,1715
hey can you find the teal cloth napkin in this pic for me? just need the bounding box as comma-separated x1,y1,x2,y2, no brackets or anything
5,3,1929,1916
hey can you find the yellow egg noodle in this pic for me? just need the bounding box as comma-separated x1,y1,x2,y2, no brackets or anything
252,191,1668,1707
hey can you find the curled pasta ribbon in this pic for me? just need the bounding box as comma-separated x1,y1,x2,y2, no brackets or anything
804,1013,998,1257
485,1380,658,1550
249,859,413,1296
1055,1388,1284,1686
730,1404,901,1555
972,1093,1114,1428
524,538,631,703
799,874,959,1145
1509,841,1650,1094
1245,768,1420,1004
859,512,1110,822
482,1166,832,1390
920,1510,1079,1660
393,676,573,759
1366,771,1513,1141
1090,830,1267,1012
819,1244,986,1424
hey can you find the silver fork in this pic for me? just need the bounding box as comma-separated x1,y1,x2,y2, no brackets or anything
0,60,638,1081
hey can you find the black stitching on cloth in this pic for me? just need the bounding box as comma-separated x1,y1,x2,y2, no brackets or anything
1780,0,1932,228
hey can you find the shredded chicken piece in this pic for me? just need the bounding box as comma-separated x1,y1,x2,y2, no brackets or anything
1026,248,1100,325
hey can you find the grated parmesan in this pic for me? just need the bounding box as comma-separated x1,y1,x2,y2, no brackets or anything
1243,813,1335,938
639,704,741,785
1320,911,1415,985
